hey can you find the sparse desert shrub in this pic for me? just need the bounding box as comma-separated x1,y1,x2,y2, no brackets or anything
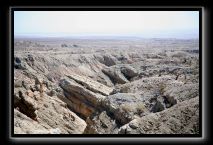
150,100,165,113
174,73,181,80
73,44,78,47
158,51,167,57
159,83,166,95
120,85,130,93
145,84,153,91
153,83,166,97
157,58,179,65
120,102,146,115
191,58,199,71
120,104,133,113
171,51,188,58
162,95,177,108
61,44,68,47
135,103,147,115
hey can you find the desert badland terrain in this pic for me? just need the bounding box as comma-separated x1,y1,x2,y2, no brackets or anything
14,37,199,134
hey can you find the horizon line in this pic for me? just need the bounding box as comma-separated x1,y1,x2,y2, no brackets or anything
14,34,199,40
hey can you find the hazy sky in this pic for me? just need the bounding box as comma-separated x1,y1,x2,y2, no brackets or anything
14,11,199,38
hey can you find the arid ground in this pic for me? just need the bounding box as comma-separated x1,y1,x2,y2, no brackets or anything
14,37,199,134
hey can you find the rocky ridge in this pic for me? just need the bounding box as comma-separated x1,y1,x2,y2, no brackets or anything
14,38,199,134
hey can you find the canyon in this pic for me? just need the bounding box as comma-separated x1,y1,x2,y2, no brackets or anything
14,37,199,134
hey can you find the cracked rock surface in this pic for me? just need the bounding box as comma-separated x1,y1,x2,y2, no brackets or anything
14,38,199,134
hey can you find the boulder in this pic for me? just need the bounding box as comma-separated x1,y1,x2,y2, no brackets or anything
120,65,138,79
103,93,148,125
84,111,119,134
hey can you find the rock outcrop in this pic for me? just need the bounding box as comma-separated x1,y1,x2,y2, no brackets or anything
14,109,51,134
95,54,117,66
14,73,87,134
14,38,199,134
66,74,114,96
120,65,138,80
102,67,129,84
103,93,148,125
59,74,114,118
84,111,119,134
118,97,199,134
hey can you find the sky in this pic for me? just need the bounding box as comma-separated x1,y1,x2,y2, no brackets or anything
14,11,199,39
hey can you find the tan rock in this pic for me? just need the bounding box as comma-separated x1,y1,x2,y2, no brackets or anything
26,90,34,97
60,78,106,107
67,73,114,96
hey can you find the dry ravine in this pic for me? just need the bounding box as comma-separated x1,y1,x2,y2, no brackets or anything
14,38,199,134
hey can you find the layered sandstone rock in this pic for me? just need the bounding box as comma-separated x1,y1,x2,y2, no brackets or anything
14,38,199,134
14,74,87,134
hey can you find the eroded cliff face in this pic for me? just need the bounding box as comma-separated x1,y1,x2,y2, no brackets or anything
14,38,199,134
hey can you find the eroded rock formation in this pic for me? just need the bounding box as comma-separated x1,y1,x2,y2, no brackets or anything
14,38,200,134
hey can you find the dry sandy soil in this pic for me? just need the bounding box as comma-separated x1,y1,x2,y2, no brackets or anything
14,37,199,134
